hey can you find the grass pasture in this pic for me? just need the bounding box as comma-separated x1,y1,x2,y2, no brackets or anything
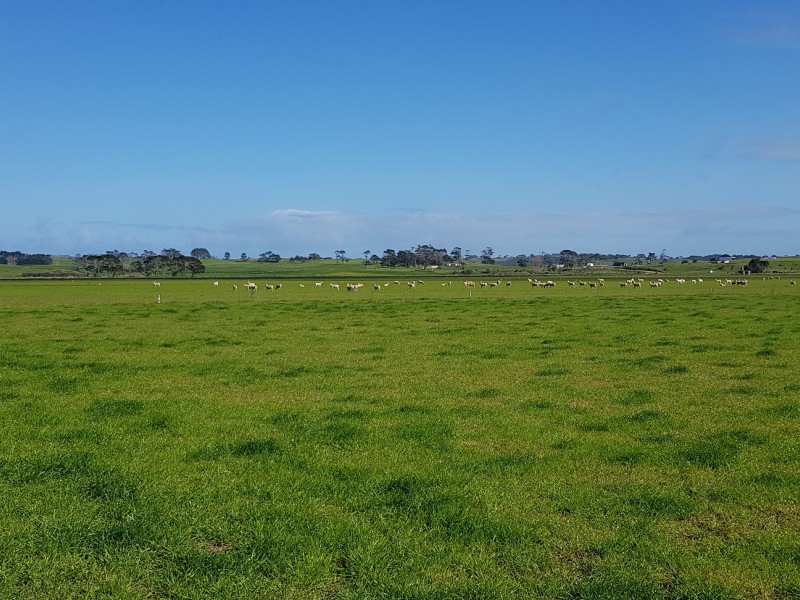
1,277,799,598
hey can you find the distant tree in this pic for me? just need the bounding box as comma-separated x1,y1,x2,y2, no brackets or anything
77,253,123,277
183,256,205,276
559,250,578,268
240,253,248,261
190,248,212,259
258,251,281,263
517,257,529,268
370,254,380,263
647,252,656,264
307,253,321,261
381,249,397,267
1,251,53,266
414,244,450,267
335,250,347,263
161,248,182,259
142,250,157,257
363,250,371,265
451,246,462,262
480,247,495,265
224,252,231,261
397,250,415,268
746,257,769,274
142,254,166,276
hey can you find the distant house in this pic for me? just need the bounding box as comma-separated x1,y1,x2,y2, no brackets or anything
719,255,734,264
612,261,628,267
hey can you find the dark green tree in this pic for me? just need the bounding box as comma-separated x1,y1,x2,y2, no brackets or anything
746,257,768,274
78,254,123,276
258,251,281,263
190,248,212,259
559,249,578,268
381,249,397,267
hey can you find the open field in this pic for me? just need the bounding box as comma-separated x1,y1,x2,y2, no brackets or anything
1,277,799,598
3,255,800,281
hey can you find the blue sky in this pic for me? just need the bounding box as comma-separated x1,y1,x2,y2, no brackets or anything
2,1,798,258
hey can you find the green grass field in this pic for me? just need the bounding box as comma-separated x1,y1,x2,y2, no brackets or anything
1,277,798,598
3,255,800,281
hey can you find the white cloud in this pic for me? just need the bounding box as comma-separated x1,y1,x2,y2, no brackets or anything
271,209,339,218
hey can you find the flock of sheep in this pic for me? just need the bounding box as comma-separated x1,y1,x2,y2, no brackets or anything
148,276,796,295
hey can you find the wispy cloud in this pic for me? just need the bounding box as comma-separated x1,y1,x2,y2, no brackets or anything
10,205,800,258
270,209,339,219
742,136,800,162
221,205,800,257
79,221,215,233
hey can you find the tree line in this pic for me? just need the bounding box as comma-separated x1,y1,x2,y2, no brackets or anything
1,250,53,266
76,249,205,277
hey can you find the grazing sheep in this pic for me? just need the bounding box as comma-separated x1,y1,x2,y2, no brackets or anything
153,281,161,287
374,284,381,291
232,284,238,291
213,281,219,287
315,282,323,288
330,283,340,291
299,283,305,288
